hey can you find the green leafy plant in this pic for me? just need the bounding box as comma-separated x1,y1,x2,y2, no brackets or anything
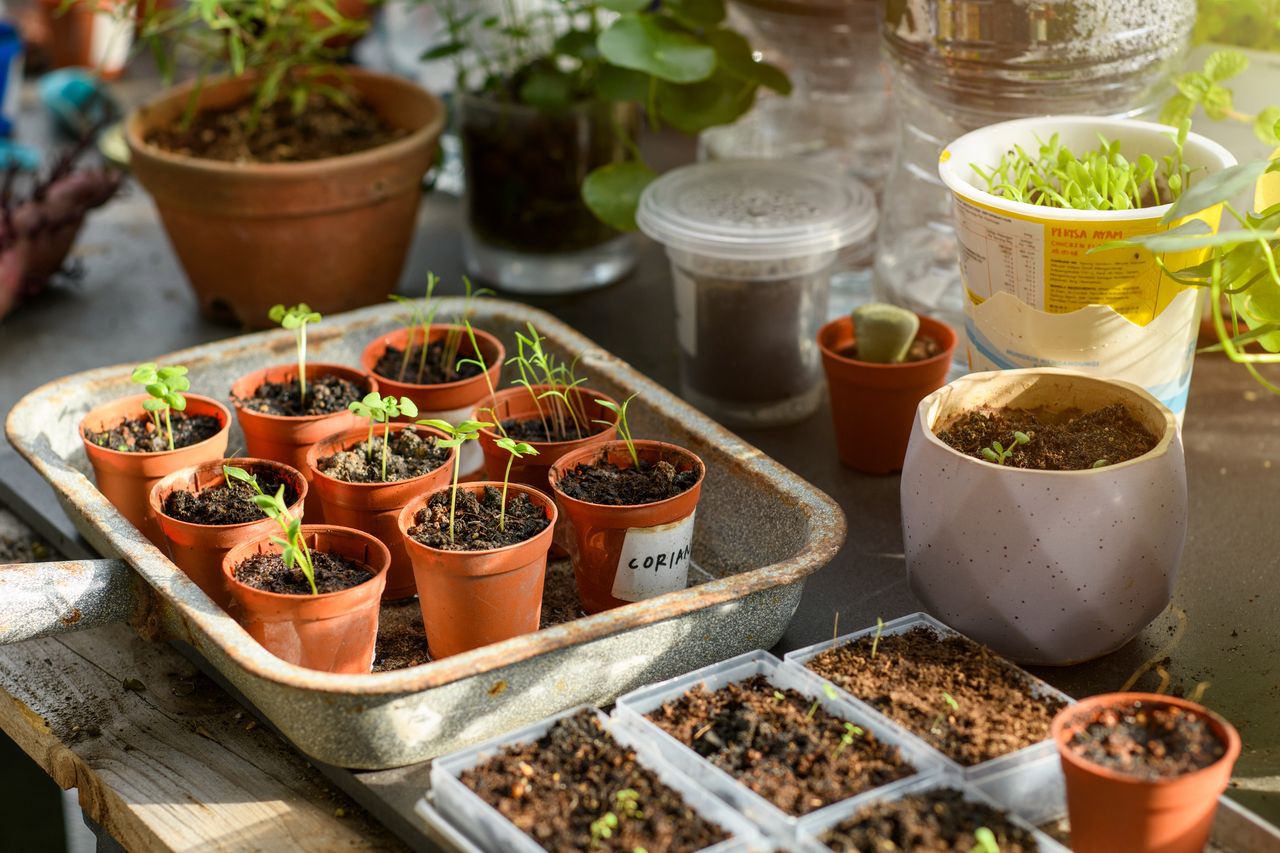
347,393,419,482
494,437,538,531
416,418,492,544
970,826,1001,853
832,721,864,761
981,432,1031,466
224,465,317,595
507,322,592,441
1194,0,1280,53
130,362,190,451
1163,49,1280,145
268,303,322,406
594,393,639,469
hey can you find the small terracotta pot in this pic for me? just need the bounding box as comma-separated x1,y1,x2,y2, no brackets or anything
222,525,390,673
1052,693,1241,853
149,458,307,610
549,440,705,614
818,314,956,475
40,0,130,79
398,482,557,658
360,324,504,479
229,362,376,523
305,423,454,601
80,393,231,546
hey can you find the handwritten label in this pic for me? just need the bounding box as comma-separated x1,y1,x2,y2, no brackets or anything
611,512,697,602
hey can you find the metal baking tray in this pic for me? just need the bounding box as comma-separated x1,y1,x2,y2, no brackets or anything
3,299,845,770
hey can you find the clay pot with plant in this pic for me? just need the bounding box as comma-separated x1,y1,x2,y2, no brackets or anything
80,361,230,546
119,0,444,325
819,303,957,475
1052,693,1241,853
550,395,704,614
305,394,454,601
150,457,307,609
399,418,556,658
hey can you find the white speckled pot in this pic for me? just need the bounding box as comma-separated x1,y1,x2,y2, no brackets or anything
901,369,1187,665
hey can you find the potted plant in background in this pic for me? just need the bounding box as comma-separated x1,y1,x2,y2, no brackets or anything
425,0,789,293
119,0,445,326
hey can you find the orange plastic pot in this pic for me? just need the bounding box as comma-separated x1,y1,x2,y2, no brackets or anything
398,482,557,658
818,314,956,475
222,525,390,673
149,458,307,610
360,324,503,479
305,423,454,601
550,440,704,614
230,362,375,523
80,393,231,546
1052,693,1241,853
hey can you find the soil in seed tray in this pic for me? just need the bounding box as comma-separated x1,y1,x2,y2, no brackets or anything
238,374,363,418
233,551,373,595
819,787,1041,853
147,95,406,164
502,417,609,443
648,674,916,816
557,459,698,506
85,412,222,454
162,468,299,525
459,709,728,853
408,485,549,551
805,627,1065,766
315,428,450,483
371,339,483,385
1067,700,1226,781
839,333,941,363
936,402,1157,470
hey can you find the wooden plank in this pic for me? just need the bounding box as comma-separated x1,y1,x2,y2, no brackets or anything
0,623,405,852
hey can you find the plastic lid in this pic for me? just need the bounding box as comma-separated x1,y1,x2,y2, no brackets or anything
636,159,876,261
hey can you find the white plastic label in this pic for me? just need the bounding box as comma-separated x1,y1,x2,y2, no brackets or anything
611,512,697,602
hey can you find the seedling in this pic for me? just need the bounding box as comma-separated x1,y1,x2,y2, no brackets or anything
440,277,493,379
808,682,840,721
870,616,885,659
851,303,920,364
224,465,317,595
594,393,639,469
614,789,643,820
970,826,1000,853
507,323,592,440
131,362,190,451
268,303,322,405
457,319,503,433
494,437,538,531
930,691,961,737
347,393,419,482
981,431,1030,465
832,721,864,761
773,690,786,703
1091,458,1109,469
416,418,492,544
589,811,617,846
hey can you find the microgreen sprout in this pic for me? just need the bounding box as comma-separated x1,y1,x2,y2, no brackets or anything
773,690,786,703
347,393,419,482
268,303,322,405
589,811,617,846
440,277,493,380
931,691,961,736
131,362,190,451
807,683,839,721
416,418,492,544
594,393,639,469
832,721,864,761
614,789,643,820
970,826,1000,853
507,322,591,440
870,616,885,659
1091,459,1109,469
224,465,317,595
457,319,503,433
494,437,538,531
981,431,1030,466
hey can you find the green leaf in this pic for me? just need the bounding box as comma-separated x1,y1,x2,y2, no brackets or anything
1162,159,1274,223
421,40,466,61
705,29,791,94
1201,84,1234,122
582,161,656,231
1174,72,1212,102
554,29,598,61
598,16,716,84
518,65,574,110
142,398,165,412
1205,49,1249,83
595,0,650,10
595,64,650,102
1254,106,1280,145
665,0,726,28
166,393,187,411
655,68,757,133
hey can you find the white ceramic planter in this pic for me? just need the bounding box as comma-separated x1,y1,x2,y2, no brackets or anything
901,368,1186,665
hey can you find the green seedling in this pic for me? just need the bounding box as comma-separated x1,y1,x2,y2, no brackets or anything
457,319,503,434
268,303,322,405
931,691,961,737
970,826,1000,853
807,682,840,721
439,277,493,379
589,811,617,846
131,362,190,451
416,418,492,544
224,465,317,595
981,431,1030,466
494,437,538,531
851,303,920,364
870,616,885,659
1091,459,1109,469
507,322,591,440
773,690,786,703
594,393,639,469
614,788,643,820
832,721,864,761
347,393,419,482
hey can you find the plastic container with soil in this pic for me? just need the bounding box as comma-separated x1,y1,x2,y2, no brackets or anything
150,457,307,610
549,439,705,614
80,393,232,546
305,423,454,600
398,481,557,658
784,612,1074,779
430,704,764,853
613,650,944,839
222,524,391,674
359,323,504,479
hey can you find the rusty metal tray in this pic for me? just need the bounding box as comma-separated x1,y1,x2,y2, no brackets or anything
3,299,845,770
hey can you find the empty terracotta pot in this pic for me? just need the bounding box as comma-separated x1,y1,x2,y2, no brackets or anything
360,324,503,478
305,423,454,600
150,457,307,610
222,525,390,673
398,482,557,658
80,393,231,546
40,0,131,79
1053,693,1241,853
818,313,956,475
550,440,704,614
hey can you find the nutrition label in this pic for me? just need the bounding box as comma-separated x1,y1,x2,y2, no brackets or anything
954,199,1045,310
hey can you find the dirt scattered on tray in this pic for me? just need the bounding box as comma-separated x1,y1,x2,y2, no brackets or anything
162,467,299,525
372,339,483,385
0,508,53,564
316,428,450,483
408,486,549,551
820,786,1041,852
936,403,1157,470
233,551,373,596
556,459,698,506
84,412,222,453
1066,699,1226,780
236,373,363,418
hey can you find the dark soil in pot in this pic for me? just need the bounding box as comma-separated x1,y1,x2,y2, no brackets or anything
838,334,941,363
502,417,609,443
819,787,1042,853
233,551,373,595
1066,699,1226,780
557,459,698,506
162,469,300,524
936,402,1157,469
647,674,916,816
237,374,363,417
371,339,483,384
315,429,450,483
459,709,729,853
407,485,550,551
85,412,222,453
805,627,1065,766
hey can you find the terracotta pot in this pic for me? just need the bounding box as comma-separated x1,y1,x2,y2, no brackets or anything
80,393,231,546
40,0,131,79
398,482,557,658
305,423,454,600
222,525,390,673
149,457,307,610
818,314,957,475
549,440,705,614
229,362,375,523
124,69,445,327
1052,693,1241,853
360,324,504,478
